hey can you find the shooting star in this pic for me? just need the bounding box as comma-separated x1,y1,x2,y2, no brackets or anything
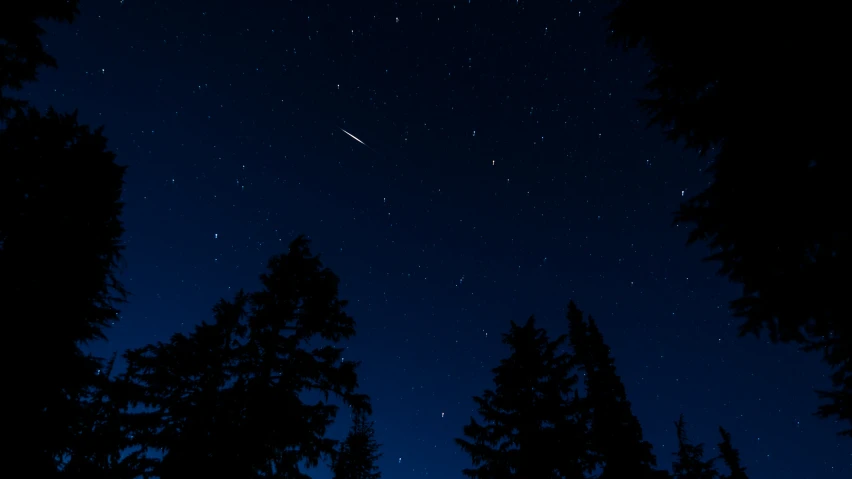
339,127,378,153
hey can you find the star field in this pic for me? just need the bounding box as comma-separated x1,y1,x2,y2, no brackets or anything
23,1,850,477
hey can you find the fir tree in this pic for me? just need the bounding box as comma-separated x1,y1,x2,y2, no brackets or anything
1,107,127,476
566,302,669,479
456,316,587,479
2,4,133,474
333,409,382,479
61,353,156,479
122,236,370,478
122,293,247,478
671,415,718,479
716,428,748,479
605,0,849,435
0,0,80,116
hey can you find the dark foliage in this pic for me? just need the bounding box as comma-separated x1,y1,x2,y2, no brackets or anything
60,353,157,479
333,409,382,479
566,302,669,479
716,428,748,479
1,107,127,475
456,316,587,478
606,0,850,435
121,236,370,478
0,0,80,116
671,415,718,479
0,107,127,340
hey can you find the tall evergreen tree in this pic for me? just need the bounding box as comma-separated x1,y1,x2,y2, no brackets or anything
716,428,748,479
605,0,849,435
0,0,80,116
1,107,127,476
566,302,669,479
333,409,382,479
671,415,718,479
2,4,133,474
122,236,370,478
456,316,587,479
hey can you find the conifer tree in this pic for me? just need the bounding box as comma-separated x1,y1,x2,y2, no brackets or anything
0,0,80,116
671,415,718,479
566,302,669,479
122,236,370,478
122,293,248,478
333,409,382,479
2,4,133,474
2,107,127,476
61,353,156,479
456,316,587,479
605,0,849,435
716,427,748,479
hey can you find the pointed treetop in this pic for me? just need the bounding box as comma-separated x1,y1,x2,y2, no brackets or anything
456,315,586,478
566,301,665,479
672,414,718,479
333,409,382,479
717,427,748,479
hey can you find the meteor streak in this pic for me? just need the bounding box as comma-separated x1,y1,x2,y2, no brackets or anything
339,127,377,153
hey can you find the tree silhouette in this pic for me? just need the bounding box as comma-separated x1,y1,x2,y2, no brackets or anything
0,0,80,116
566,302,669,479
121,236,370,478
0,107,127,342
671,415,718,479
332,409,382,479
1,107,127,475
60,353,157,479
456,316,587,479
605,0,850,436
716,427,748,479
121,294,248,477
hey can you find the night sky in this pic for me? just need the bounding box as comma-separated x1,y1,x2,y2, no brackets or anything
23,1,849,477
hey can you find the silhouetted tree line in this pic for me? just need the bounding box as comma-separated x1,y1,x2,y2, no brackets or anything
2,3,383,477
605,0,849,434
2,1,846,477
457,302,750,478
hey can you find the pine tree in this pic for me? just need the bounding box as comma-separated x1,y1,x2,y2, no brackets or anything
122,236,370,478
60,353,156,479
2,4,132,475
1,107,127,476
122,293,247,478
0,1,80,116
716,428,748,479
605,0,849,435
671,415,718,479
456,316,587,479
333,409,382,479
566,301,669,479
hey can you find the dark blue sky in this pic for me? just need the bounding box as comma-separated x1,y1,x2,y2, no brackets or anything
24,1,849,477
